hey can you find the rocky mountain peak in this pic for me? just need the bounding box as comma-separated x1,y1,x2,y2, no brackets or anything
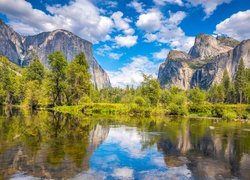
0,20,111,89
158,33,250,90
167,50,191,61
188,34,236,59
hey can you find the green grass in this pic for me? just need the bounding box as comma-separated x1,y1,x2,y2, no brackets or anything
53,103,250,120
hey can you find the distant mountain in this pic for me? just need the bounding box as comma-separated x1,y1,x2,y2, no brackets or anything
158,34,250,89
0,19,110,89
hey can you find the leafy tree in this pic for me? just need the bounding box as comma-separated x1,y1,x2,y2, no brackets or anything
66,52,91,105
208,84,225,103
188,87,207,105
141,74,160,106
0,64,16,105
47,51,68,106
234,58,246,103
24,56,45,84
168,88,188,115
24,80,41,108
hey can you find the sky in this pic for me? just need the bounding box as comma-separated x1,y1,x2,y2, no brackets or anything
0,0,250,87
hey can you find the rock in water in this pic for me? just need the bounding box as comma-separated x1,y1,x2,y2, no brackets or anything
158,34,250,90
0,20,110,89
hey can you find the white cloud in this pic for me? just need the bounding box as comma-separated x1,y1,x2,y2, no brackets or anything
108,56,160,87
109,53,124,60
0,0,113,43
153,48,169,60
127,0,145,13
187,0,232,18
111,11,130,32
168,11,187,25
115,35,138,48
136,9,162,32
215,10,250,41
112,167,134,178
154,0,183,6
138,11,194,52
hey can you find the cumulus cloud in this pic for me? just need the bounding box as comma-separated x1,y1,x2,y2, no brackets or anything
112,167,134,178
153,48,169,60
108,56,160,87
215,10,250,41
111,11,134,35
115,35,138,48
136,9,162,32
186,0,232,18
127,0,145,13
109,52,124,60
137,10,194,51
154,0,183,6
0,0,113,42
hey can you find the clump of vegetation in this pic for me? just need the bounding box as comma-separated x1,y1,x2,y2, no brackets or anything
0,53,249,119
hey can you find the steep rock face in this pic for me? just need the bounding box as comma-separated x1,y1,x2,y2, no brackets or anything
0,20,24,64
158,34,250,90
158,52,193,90
189,34,237,59
0,20,110,89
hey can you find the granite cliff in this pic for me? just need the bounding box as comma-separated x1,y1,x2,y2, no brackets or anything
0,19,110,89
158,34,250,90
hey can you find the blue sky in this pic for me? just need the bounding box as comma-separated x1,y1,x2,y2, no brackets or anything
0,0,250,87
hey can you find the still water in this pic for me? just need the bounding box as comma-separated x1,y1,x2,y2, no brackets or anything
0,108,250,179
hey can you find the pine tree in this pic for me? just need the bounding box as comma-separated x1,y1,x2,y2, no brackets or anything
47,51,68,106
221,69,230,102
24,56,45,84
234,58,246,103
66,52,91,105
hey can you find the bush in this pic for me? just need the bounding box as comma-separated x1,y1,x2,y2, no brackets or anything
134,96,146,106
168,103,188,115
78,96,92,104
222,110,237,120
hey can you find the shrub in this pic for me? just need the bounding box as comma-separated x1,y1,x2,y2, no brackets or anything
222,110,237,120
78,96,92,104
168,103,188,115
134,96,146,106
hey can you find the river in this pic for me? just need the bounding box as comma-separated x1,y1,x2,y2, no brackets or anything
0,108,250,179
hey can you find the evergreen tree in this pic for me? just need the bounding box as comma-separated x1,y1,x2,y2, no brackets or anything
234,58,246,103
47,51,68,106
66,52,91,105
141,74,160,105
188,87,207,105
0,64,15,105
221,69,230,102
24,56,45,84
24,80,41,108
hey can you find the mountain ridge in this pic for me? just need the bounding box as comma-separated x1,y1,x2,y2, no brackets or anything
0,20,110,89
158,34,250,89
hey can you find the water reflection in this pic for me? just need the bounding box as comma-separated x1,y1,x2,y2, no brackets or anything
0,109,250,179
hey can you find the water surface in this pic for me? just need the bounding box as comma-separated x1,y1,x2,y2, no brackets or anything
0,108,250,179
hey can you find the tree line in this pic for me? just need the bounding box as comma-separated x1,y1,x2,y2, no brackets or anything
0,52,249,112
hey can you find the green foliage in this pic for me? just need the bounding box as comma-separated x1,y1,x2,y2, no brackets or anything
134,96,147,106
208,84,225,103
188,87,207,105
24,80,41,108
24,56,45,84
47,51,68,106
141,74,160,105
167,88,188,115
66,52,91,105
235,58,246,103
222,110,237,120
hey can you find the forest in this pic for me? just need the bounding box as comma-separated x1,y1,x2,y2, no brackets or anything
0,52,249,119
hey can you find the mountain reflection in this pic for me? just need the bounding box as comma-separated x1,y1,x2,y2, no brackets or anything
0,109,250,179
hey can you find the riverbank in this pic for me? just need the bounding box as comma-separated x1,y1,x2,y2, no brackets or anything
52,103,250,120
